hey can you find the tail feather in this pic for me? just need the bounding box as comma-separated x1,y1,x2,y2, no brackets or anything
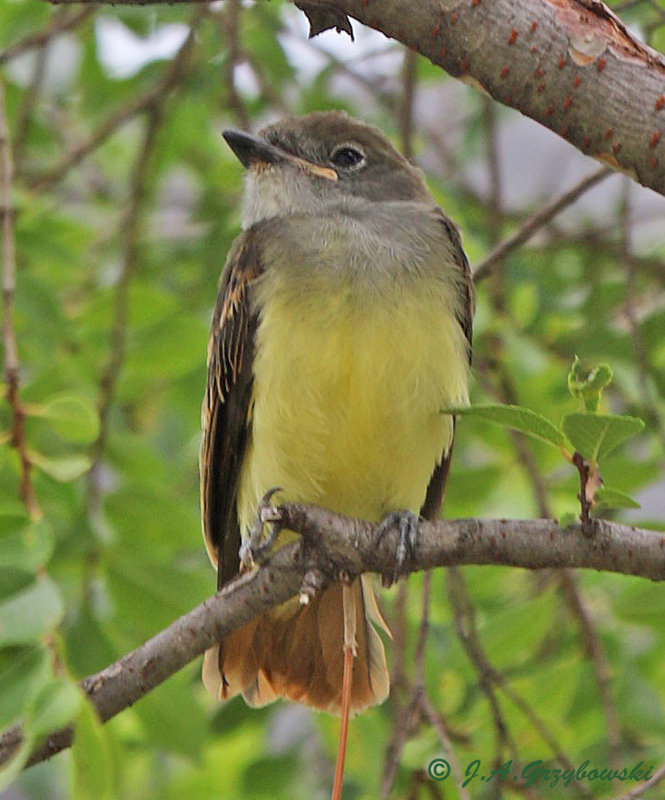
203,576,389,714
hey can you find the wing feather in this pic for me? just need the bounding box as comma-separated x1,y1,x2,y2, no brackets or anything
420,212,474,521
200,229,264,589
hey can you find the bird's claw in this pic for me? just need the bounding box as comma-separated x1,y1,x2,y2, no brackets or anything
239,487,283,569
375,509,419,587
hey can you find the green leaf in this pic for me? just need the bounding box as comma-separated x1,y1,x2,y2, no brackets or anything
30,451,91,482
27,678,82,741
558,512,578,528
30,393,100,444
561,413,645,462
0,568,35,601
132,665,206,758
567,356,613,412
72,699,113,800
0,519,54,572
0,738,32,792
595,486,641,510
0,575,64,646
449,404,566,448
0,646,50,730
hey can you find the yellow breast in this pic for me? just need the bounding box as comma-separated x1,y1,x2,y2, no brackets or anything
236,263,469,535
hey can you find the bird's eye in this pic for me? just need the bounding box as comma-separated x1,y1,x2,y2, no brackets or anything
330,145,365,169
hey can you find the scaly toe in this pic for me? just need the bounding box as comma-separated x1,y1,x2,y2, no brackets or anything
240,487,283,568
375,509,420,585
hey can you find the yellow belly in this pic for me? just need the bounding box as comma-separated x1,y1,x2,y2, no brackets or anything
236,269,469,536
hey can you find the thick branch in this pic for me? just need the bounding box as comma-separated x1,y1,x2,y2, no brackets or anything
0,509,663,771
42,0,665,197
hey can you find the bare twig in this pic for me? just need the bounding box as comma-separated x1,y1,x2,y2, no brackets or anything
0,7,94,65
25,15,201,191
473,167,613,281
12,41,49,170
420,694,471,800
87,103,163,518
616,761,665,799
620,179,665,451
219,0,251,131
86,13,200,517
559,570,622,770
0,80,41,520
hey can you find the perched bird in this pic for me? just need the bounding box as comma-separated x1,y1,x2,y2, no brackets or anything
200,110,473,768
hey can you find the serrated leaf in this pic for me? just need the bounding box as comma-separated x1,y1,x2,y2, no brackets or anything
30,394,100,444
561,413,645,462
595,486,641,510
449,404,566,448
0,575,64,646
30,451,91,482
72,699,113,800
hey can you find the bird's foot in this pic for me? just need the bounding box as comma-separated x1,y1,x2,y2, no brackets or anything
374,509,419,587
239,487,283,569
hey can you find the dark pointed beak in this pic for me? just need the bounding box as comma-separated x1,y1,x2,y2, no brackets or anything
222,129,338,181
223,129,285,169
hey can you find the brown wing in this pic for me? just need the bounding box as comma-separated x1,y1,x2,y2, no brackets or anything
420,212,474,521
201,228,263,589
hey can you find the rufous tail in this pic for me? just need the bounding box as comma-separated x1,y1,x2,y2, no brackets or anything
202,575,390,714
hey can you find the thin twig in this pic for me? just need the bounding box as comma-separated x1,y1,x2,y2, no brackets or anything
0,80,41,520
25,15,201,191
473,167,613,281
420,694,471,800
87,14,201,517
219,0,251,131
87,103,163,519
620,179,665,451
615,761,665,799
0,7,94,66
559,570,622,770
12,40,49,171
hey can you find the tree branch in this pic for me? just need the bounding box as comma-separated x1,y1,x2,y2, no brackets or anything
40,0,665,197
1,508,663,771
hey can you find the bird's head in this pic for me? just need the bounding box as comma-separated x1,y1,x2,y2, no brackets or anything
223,111,430,227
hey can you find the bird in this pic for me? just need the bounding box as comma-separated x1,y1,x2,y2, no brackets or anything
200,109,473,793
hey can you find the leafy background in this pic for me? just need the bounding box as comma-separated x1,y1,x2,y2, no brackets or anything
1,1,664,798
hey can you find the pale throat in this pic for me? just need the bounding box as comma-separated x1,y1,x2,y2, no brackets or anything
241,169,330,228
